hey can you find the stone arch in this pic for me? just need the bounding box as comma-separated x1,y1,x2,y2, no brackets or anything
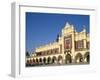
47,57,51,64
75,53,83,63
26,60,30,65
84,52,90,63
58,55,63,64
29,59,32,66
33,58,35,62
30,59,32,63
65,54,72,64
36,58,38,63
52,56,57,64
39,58,42,63
43,57,46,64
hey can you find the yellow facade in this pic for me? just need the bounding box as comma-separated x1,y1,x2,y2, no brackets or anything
26,22,90,66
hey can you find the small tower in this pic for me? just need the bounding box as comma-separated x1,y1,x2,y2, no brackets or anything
64,22,70,29
82,25,86,33
56,34,59,42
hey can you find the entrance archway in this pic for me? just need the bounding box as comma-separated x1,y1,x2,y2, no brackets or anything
84,52,90,63
33,59,35,63
58,55,63,64
75,53,83,63
47,57,51,64
39,58,42,63
65,54,72,64
52,56,57,64
43,57,46,64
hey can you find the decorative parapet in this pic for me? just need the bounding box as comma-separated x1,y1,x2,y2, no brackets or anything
36,41,58,49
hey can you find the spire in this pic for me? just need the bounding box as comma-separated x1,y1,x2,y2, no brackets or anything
56,34,59,42
82,25,86,32
64,22,70,28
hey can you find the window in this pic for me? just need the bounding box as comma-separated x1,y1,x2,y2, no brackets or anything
64,39,71,49
64,36,72,49
75,40,84,50
87,42,90,49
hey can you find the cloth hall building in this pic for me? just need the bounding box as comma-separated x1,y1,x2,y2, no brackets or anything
26,22,90,66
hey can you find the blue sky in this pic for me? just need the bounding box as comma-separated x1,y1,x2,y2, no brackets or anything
26,12,89,54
